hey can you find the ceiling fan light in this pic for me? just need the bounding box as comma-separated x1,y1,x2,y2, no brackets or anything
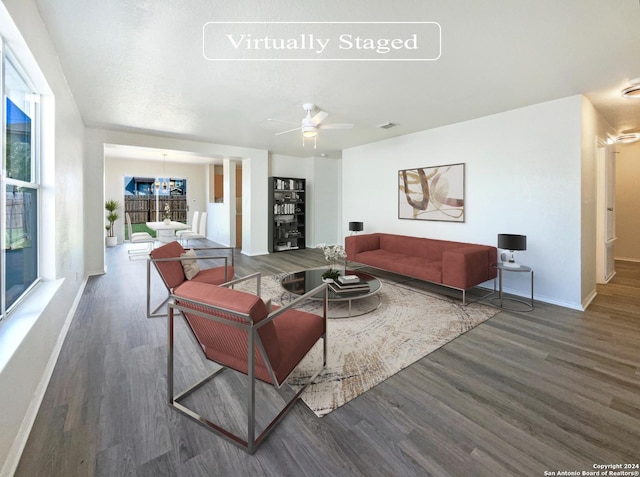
615,133,640,144
302,126,317,138
621,78,640,98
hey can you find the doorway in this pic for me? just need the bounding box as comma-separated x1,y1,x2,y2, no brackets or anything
235,163,242,248
596,141,616,283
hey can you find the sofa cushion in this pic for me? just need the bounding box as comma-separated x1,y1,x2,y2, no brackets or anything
355,249,407,270
377,234,464,261
180,248,200,280
424,239,461,260
175,281,269,321
174,281,278,382
442,246,495,289
271,308,325,383
345,233,380,258
379,234,430,259
190,265,234,286
395,257,442,283
150,241,187,289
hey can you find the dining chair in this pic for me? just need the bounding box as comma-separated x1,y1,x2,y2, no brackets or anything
176,210,199,244
126,212,155,256
182,211,207,246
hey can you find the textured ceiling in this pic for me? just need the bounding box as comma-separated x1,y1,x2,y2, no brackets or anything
34,0,640,159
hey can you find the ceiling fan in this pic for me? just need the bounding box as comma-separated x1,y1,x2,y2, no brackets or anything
268,103,353,148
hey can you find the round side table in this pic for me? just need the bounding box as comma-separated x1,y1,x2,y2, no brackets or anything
490,263,534,311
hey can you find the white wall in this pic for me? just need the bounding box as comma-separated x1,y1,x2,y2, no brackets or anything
270,153,308,178
105,157,208,243
308,156,341,247
580,97,615,305
615,141,640,262
342,96,587,309
0,2,86,475
241,156,269,255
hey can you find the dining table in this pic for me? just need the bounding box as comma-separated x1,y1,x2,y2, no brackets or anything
146,220,190,243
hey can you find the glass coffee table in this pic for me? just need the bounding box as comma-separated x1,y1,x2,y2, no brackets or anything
279,269,382,318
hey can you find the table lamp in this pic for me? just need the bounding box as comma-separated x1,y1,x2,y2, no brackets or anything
498,234,527,269
349,222,364,235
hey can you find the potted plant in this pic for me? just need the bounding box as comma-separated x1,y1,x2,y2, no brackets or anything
163,202,171,224
105,199,121,247
316,243,346,282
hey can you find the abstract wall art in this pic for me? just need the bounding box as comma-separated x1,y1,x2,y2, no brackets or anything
398,163,465,222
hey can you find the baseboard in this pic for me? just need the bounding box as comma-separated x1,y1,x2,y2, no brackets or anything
536,295,584,311
241,248,269,257
0,275,89,477
581,289,598,311
87,268,106,276
499,285,584,311
615,257,640,263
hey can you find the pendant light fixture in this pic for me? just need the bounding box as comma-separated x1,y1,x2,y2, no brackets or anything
162,153,168,191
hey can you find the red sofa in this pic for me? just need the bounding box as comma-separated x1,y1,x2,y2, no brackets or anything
345,233,497,303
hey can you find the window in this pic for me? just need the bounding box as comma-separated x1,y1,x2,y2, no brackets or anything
123,176,188,231
1,51,41,319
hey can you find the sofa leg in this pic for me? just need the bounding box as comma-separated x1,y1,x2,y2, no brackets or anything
461,286,496,306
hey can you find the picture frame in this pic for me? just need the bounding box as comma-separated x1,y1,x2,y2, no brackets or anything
398,162,465,222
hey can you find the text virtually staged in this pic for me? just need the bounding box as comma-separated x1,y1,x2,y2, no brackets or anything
203,21,442,61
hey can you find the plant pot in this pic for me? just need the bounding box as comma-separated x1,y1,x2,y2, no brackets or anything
105,236,117,247
164,218,171,225
322,278,334,283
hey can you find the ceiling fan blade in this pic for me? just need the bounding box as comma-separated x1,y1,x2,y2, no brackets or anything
318,123,354,130
267,118,299,126
311,110,328,125
275,126,302,136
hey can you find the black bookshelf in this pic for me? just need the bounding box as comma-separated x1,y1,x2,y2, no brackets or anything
268,177,305,252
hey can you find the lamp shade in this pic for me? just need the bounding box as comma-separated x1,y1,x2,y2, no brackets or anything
497,234,526,251
349,221,364,232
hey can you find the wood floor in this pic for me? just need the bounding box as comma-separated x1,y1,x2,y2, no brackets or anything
15,245,640,477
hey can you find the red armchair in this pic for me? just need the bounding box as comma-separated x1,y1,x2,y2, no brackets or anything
147,241,235,317
168,273,328,454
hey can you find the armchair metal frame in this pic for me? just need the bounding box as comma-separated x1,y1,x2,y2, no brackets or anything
147,246,235,318
168,273,328,454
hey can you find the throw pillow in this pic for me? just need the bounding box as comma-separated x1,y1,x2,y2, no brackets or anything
263,298,272,313
180,248,200,280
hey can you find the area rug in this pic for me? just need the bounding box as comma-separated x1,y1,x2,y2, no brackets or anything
241,271,500,417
